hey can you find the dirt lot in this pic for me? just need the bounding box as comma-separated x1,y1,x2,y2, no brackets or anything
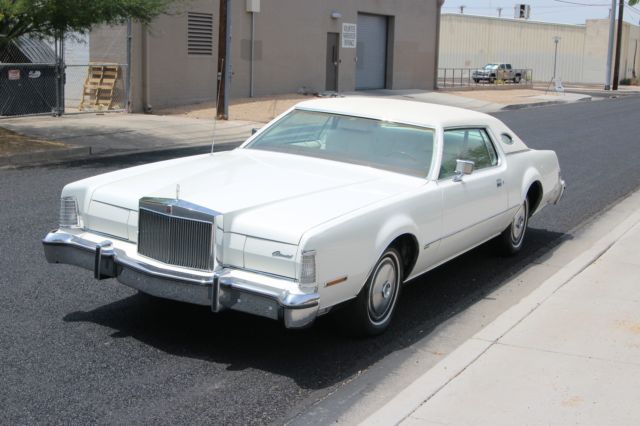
156,93,310,123
0,127,69,157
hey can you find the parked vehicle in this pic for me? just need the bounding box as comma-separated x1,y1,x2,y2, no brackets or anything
43,98,565,335
473,63,525,83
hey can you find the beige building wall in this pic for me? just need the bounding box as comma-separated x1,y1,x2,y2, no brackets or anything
91,0,442,112
230,0,441,98
440,14,640,84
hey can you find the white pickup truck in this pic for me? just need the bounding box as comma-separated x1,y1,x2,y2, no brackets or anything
472,64,525,83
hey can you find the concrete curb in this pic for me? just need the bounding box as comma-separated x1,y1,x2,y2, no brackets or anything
362,202,640,426
501,96,592,111
0,146,91,167
0,140,244,169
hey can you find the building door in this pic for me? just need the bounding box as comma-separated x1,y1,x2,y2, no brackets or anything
326,33,340,91
356,14,388,90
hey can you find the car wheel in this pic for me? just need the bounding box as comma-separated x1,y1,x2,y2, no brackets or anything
473,78,479,83
498,198,529,255
345,248,403,336
514,75,521,83
489,77,496,84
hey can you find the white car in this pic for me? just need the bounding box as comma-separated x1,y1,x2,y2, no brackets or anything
43,98,565,335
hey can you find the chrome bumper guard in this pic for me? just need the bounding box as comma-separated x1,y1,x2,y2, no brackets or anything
42,231,319,329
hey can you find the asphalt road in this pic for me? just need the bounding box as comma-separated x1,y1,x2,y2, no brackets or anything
2,96,640,425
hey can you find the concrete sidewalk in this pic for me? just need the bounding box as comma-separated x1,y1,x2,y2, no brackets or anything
365,196,640,425
0,113,260,157
348,89,592,113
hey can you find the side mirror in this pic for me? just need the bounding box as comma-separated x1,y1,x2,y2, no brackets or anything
251,128,259,135
453,159,475,182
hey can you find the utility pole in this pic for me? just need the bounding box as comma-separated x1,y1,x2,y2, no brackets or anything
612,0,624,90
497,7,503,18
605,1,617,90
216,0,232,119
459,5,465,14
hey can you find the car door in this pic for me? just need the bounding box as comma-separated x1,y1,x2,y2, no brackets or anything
436,127,508,262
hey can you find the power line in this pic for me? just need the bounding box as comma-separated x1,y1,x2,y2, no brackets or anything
553,0,610,5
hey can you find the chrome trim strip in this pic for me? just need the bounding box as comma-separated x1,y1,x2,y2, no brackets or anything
84,228,129,242
219,265,296,282
423,205,519,248
138,207,214,225
114,248,214,285
405,231,503,284
139,197,221,221
505,149,531,156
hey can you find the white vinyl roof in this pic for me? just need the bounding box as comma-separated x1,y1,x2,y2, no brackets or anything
294,97,497,129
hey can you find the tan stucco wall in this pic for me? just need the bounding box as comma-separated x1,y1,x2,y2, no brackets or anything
439,14,640,84
230,0,441,98
91,0,441,111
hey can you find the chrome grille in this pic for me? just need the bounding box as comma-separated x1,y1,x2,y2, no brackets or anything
138,208,214,270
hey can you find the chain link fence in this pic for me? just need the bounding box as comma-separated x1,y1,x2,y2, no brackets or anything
438,68,534,89
1,28,129,118
0,63,62,117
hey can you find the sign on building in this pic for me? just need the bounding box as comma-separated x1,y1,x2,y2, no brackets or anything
342,23,357,48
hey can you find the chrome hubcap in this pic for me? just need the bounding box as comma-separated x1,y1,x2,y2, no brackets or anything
382,281,392,299
511,202,527,242
369,257,398,323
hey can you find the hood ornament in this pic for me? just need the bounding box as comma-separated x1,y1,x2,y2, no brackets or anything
176,184,180,200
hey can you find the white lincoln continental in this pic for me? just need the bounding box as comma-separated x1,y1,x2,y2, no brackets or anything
43,98,565,335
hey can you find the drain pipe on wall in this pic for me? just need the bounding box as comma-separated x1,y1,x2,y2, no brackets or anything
125,19,132,113
250,11,255,97
141,26,152,113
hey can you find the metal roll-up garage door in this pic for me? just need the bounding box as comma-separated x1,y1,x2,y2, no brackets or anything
356,14,388,90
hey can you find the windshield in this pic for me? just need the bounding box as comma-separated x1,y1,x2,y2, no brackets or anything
245,110,435,177
483,64,499,69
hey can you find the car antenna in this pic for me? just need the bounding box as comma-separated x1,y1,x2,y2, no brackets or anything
211,58,224,155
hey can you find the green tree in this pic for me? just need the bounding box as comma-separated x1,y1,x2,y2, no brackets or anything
0,0,176,53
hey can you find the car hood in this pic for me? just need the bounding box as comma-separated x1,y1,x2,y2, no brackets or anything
88,149,423,244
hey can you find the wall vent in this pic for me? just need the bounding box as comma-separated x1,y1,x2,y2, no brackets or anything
188,12,214,55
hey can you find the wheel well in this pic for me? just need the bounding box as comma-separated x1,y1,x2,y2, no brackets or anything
527,181,543,216
389,234,419,279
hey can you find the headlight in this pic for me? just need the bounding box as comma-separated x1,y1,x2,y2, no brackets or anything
59,196,82,228
299,250,316,292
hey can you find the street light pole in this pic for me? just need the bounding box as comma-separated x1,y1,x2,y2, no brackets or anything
553,36,560,81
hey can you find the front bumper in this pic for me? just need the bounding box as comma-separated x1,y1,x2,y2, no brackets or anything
42,231,319,329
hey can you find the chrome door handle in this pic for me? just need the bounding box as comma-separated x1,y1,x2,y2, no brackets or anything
496,178,504,187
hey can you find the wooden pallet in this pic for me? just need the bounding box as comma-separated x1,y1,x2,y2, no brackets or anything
79,64,121,111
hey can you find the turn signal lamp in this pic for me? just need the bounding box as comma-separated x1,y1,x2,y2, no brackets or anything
59,196,81,228
299,250,317,291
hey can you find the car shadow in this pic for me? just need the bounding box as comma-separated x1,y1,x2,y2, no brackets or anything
63,227,565,390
